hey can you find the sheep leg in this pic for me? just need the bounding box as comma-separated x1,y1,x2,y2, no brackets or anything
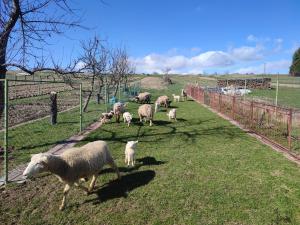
88,175,98,192
74,182,89,195
59,184,70,211
150,119,153,126
108,160,121,180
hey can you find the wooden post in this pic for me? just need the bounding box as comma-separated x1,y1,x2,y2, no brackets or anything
232,96,236,119
250,101,254,127
80,84,83,132
50,91,58,125
288,108,292,150
96,93,101,104
219,94,222,112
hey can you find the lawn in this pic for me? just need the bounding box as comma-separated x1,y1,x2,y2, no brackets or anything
1,86,300,225
248,86,300,109
0,101,104,174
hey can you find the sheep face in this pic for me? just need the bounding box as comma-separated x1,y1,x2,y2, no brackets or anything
126,140,138,149
23,153,49,178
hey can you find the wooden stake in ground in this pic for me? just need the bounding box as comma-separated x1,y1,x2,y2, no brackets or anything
50,91,58,125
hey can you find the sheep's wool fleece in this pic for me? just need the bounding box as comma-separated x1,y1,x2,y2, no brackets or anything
60,141,112,180
138,104,153,118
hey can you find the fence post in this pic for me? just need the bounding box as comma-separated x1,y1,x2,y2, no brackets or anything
4,79,8,184
80,83,83,133
288,108,292,150
219,94,222,112
232,96,236,119
250,101,254,127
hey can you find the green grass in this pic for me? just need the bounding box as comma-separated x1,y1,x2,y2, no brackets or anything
248,87,300,109
1,86,300,224
0,101,104,173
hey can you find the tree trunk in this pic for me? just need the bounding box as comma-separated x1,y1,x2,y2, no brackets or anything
113,82,119,98
83,91,93,112
0,59,7,116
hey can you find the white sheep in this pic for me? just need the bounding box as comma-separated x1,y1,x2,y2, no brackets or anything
124,140,138,166
138,104,154,126
167,109,177,121
113,102,127,123
172,94,180,102
123,112,133,127
135,92,151,104
155,95,171,113
23,140,121,210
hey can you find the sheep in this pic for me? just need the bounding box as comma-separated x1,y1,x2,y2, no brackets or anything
167,109,177,121
100,111,114,124
113,102,127,123
181,89,187,101
134,92,151,104
123,112,133,127
138,104,154,126
124,141,138,166
172,94,180,102
155,95,171,113
22,140,121,211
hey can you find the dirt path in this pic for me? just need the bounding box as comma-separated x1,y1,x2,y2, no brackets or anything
139,77,167,90
0,120,104,186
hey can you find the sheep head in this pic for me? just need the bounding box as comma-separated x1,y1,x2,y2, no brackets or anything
23,153,51,178
126,140,138,149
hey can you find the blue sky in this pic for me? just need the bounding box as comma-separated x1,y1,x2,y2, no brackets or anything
46,0,300,74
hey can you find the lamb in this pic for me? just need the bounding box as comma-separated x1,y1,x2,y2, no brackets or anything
22,140,121,210
123,112,133,127
124,141,138,166
100,111,114,124
155,95,171,113
181,89,187,101
113,102,127,123
167,109,177,121
172,94,180,102
134,92,151,104
138,104,154,126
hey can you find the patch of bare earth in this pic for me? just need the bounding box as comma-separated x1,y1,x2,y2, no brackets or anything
139,77,167,90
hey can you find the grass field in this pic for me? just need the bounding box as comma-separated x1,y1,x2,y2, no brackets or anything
0,101,103,173
2,85,300,224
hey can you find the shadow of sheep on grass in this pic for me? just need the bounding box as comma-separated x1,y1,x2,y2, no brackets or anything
84,170,155,204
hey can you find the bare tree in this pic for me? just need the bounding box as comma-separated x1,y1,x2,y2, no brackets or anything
78,36,109,112
0,0,82,114
110,46,134,97
162,67,173,84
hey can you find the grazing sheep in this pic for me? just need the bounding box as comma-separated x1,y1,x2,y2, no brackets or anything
155,95,171,113
172,94,180,102
113,102,127,123
138,104,154,126
23,141,121,211
100,111,114,124
181,89,187,101
123,112,133,127
167,109,177,121
125,141,138,166
135,92,151,104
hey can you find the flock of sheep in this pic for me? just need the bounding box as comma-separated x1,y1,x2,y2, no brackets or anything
22,89,188,210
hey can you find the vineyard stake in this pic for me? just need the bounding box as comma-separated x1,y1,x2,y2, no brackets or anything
80,83,83,133
4,79,8,184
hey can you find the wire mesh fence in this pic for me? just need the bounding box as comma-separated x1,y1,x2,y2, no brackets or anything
186,84,300,154
0,78,137,183
0,79,86,182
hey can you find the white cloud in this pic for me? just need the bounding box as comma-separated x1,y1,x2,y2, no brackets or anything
235,60,291,74
131,51,233,74
75,61,86,70
230,45,264,61
247,35,258,42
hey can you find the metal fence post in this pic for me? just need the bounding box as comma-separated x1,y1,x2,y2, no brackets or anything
80,83,83,133
250,101,254,127
4,79,8,183
219,94,222,112
288,108,292,150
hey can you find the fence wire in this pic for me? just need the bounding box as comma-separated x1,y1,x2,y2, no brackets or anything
186,84,299,154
